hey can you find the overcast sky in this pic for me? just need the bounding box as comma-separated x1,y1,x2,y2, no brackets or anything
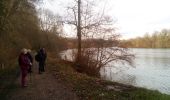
41,0,170,39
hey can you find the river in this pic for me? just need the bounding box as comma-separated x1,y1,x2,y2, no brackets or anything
61,48,170,94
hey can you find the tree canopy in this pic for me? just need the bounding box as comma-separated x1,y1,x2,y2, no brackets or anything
0,0,66,69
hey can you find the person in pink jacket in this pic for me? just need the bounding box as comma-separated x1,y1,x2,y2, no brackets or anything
18,48,31,87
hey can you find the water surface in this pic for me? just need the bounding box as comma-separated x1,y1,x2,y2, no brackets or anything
101,48,170,94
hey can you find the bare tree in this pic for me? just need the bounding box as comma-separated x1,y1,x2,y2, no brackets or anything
64,0,111,60
63,0,134,76
38,8,63,35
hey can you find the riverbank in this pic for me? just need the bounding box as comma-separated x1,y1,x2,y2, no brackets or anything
1,52,170,100
48,53,170,100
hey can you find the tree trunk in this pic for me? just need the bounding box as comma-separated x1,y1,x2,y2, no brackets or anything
77,0,81,63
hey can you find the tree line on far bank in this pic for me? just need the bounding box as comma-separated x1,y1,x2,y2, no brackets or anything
121,29,170,48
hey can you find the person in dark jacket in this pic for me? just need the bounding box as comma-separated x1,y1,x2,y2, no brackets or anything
18,48,31,87
26,49,33,73
41,48,47,72
37,48,47,74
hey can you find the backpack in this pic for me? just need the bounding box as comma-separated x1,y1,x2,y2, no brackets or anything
35,53,40,62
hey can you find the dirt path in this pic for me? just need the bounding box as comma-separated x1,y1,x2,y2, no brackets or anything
7,62,78,100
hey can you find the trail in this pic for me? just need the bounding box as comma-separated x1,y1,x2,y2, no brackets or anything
7,62,78,100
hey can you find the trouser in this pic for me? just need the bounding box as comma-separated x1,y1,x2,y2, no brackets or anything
39,61,45,72
21,69,28,87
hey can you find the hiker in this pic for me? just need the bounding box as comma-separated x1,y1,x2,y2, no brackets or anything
26,49,33,73
41,48,47,72
35,48,47,74
18,48,32,87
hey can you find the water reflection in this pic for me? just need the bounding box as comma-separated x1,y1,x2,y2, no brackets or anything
102,48,170,94
101,67,137,86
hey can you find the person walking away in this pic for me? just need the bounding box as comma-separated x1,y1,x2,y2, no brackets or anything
18,48,32,87
39,48,47,74
36,48,47,74
26,49,33,73
41,48,47,72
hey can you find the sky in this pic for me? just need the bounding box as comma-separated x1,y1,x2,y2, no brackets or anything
41,0,170,39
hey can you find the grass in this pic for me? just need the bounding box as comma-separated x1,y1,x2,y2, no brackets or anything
48,58,170,100
0,63,20,100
